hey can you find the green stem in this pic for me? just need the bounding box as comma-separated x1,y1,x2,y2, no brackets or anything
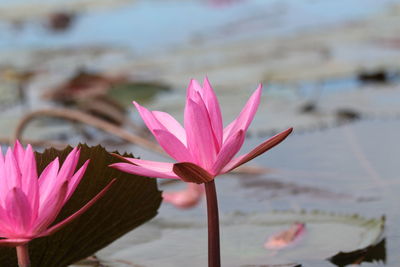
204,180,221,267
16,244,30,267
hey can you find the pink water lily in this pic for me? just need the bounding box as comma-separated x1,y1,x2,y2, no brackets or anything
111,78,292,183
111,78,292,267
0,142,114,247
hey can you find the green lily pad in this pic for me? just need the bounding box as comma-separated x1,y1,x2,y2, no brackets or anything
92,210,384,267
108,82,170,107
0,144,162,267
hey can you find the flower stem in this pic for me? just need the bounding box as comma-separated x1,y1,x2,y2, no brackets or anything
204,180,220,267
16,244,30,267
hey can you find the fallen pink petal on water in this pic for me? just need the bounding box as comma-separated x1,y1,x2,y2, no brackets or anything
162,183,205,209
264,222,306,250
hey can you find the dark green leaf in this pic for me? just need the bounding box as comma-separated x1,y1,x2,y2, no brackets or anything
108,82,170,107
0,144,162,267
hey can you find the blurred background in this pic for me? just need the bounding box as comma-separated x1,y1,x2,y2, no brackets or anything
1,0,400,142
1,0,400,266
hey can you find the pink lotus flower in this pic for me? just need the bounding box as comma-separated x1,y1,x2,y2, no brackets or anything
111,78,292,267
0,142,114,247
111,78,292,184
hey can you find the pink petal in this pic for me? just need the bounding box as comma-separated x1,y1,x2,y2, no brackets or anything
0,205,13,235
33,181,68,234
134,102,167,135
163,183,205,209
222,128,293,173
110,162,178,179
153,129,192,162
0,152,8,204
39,179,116,237
119,157,175,173
20,145,39,218
134,102,192,162
173,162,214,184
5,188,32,236
223,84,262,142
57,147,80,181
202,77,223,149
65,160,90,203
4,148,21,189
133,102,186,145
184,98,217,170
211,130,245,175
38,158,60,204
186,79,203,100
264,222,305,250
12,140,25,168
152,111,187,145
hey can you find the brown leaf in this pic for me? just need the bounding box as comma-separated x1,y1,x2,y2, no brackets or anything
173,162,214,184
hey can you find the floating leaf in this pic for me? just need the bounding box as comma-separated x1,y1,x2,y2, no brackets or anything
0,144,162,267
94,210,384,266
328,216,385,267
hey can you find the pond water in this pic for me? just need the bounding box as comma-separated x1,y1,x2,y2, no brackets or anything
0,0,400,266
103,119,395,267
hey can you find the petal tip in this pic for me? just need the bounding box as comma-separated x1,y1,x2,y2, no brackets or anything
133,101,143,110
14,139,22,147
284,127,294,136
256,83,263,94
